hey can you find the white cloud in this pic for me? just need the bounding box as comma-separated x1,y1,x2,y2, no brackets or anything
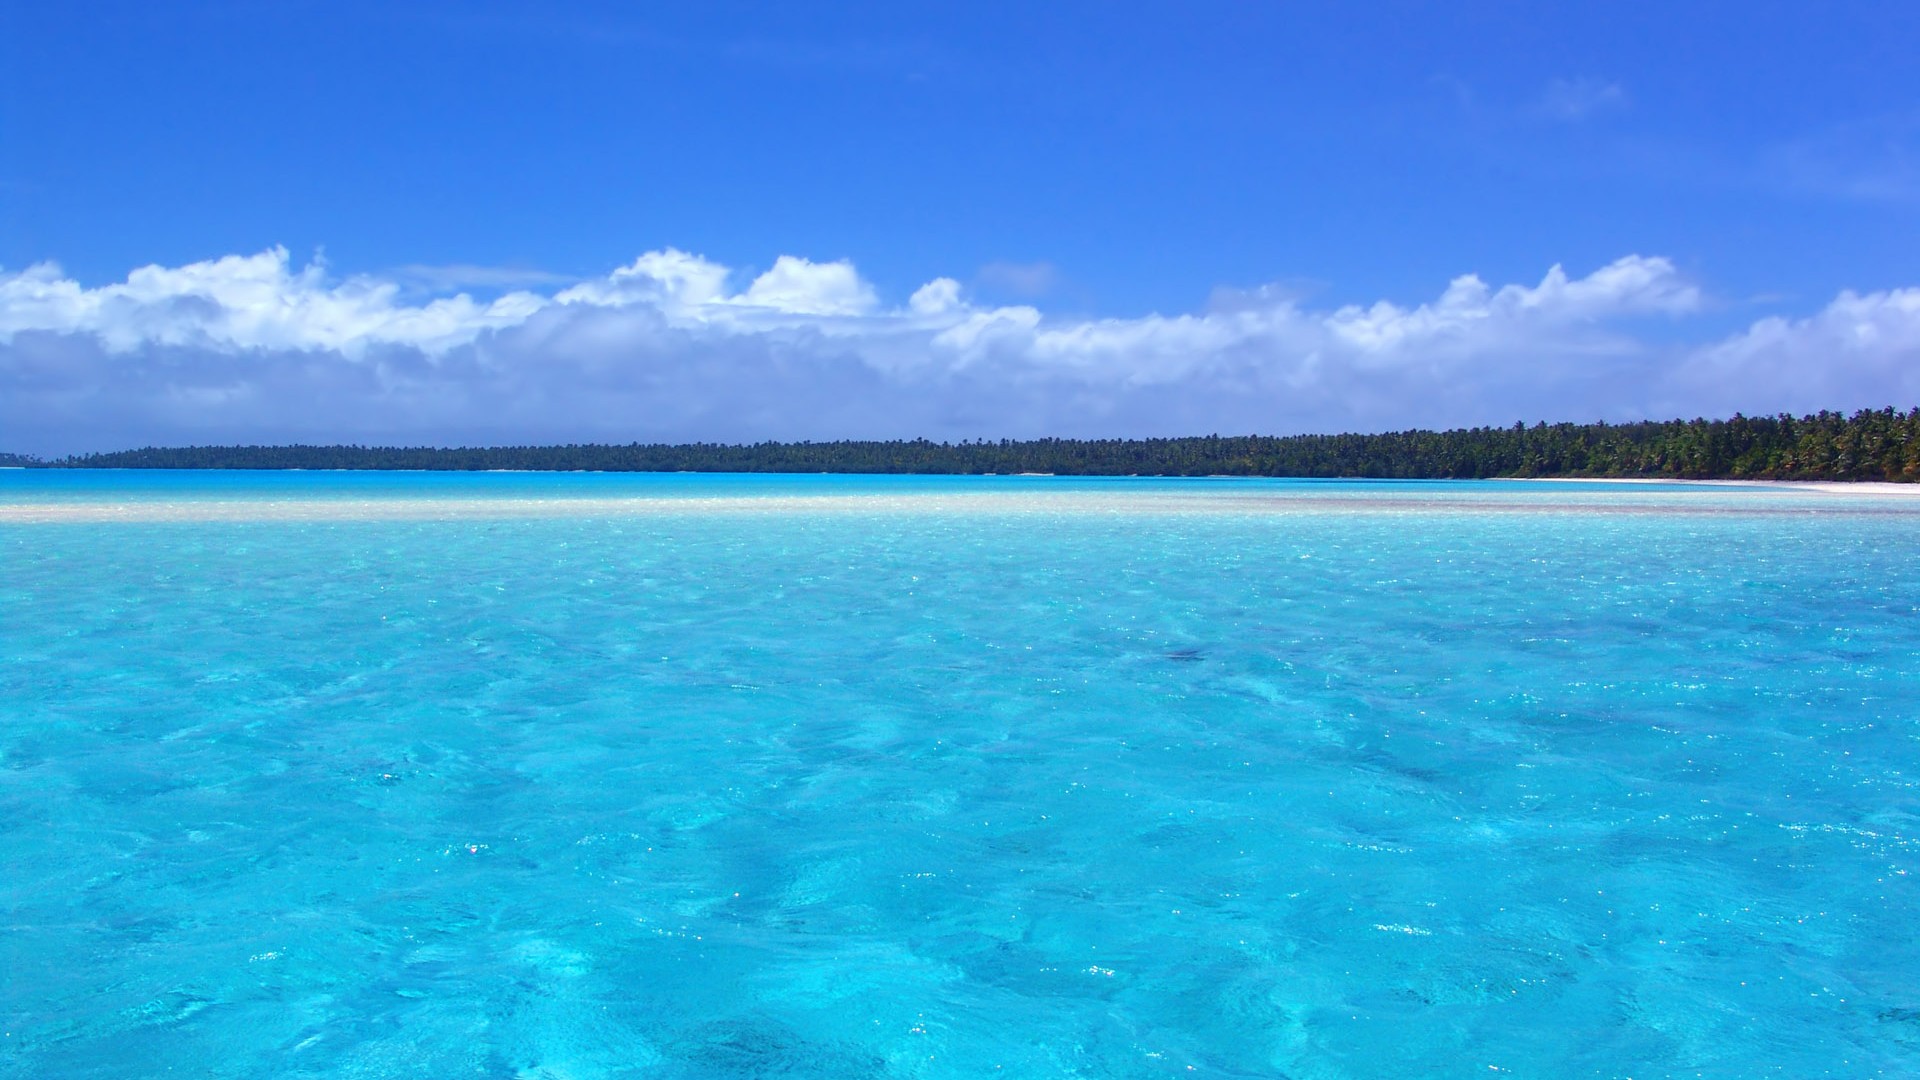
1666,287,1920,416
0,247,541,356
554,248,730,311
0,246,1911,454
908,277,962,316
738,255,877,316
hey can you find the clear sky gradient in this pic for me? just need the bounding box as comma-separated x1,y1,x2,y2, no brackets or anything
3,2,1917,452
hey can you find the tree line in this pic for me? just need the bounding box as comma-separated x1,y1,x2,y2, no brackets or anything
13,408,1919,481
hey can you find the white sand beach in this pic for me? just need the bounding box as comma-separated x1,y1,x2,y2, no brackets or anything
1515,477,1920,496
6,479,1918,524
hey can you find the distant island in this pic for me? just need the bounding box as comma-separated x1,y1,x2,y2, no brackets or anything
7,408,1917,481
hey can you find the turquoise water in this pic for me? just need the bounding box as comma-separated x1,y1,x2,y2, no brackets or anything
4,473,1918,1078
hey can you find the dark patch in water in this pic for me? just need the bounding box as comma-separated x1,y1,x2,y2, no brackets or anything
673,1018,886,1079
1880,1006,1920,1044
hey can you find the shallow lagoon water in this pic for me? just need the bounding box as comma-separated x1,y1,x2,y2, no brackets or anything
3,473,1918,1077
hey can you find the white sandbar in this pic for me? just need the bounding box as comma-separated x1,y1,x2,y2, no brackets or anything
4,483,1916,523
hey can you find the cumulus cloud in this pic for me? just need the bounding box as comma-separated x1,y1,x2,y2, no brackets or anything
738,255,877,315
1665,287,1920,416
0,246,1911,454
0,248,542,357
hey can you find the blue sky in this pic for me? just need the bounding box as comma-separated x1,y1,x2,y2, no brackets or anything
3,2,1918,452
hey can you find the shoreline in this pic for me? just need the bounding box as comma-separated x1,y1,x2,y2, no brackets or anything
6,480,1920,523
1512,477,1920,496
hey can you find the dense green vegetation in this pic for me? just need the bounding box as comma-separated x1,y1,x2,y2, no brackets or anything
14,408,1920,480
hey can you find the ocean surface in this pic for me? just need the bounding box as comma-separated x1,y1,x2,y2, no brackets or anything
3,472,1917,1078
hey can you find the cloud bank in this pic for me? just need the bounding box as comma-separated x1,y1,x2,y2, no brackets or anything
2,247,1915,454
